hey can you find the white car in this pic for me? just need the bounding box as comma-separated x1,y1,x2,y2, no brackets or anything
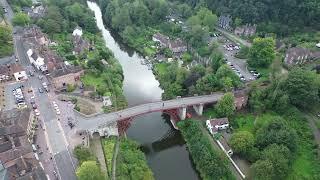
56,109,61,115
34,109,40,116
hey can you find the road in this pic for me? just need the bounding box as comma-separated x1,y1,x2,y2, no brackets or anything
76,92,224,131
0,0,77,179
215,27,252,47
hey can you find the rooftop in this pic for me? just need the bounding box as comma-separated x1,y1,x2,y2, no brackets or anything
208,118,229,127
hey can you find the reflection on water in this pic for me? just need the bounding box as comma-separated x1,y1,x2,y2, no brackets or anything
87,1,199,179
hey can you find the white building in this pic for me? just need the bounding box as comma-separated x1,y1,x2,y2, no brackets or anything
72,26,83,37
316,43,320,48
27,49,47,72
206,118,229,135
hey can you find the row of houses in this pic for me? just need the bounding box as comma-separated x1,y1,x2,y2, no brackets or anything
152,33,187,53
22,26,84,90
284,47,320,65
0,108,46,180
218,15,256,37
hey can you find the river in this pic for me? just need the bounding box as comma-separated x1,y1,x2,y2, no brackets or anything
87,1,199,180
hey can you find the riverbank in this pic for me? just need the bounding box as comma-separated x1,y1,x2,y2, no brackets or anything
177,119,236,180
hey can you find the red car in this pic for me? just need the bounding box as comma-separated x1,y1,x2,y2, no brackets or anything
186,113,192,118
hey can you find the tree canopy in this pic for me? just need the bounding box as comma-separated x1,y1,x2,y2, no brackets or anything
215,92,235,118
248,37,275,68
230,131,254,155
12,12,30,26
284,68,320,109
76,161,105,180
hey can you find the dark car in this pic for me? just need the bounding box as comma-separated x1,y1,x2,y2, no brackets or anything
38,88,44,93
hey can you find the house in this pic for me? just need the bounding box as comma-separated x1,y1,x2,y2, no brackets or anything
103,96,112,107
206,118,229,135
49,65,84,90
218,15,232,31
26,49,47,73
284,47,320,65
11,63,27,82
234,24,256,37
169,38,187,53
72,27,90,55
152,33,170,47
0,108,46,180
316,43,320,48
152,33,187,53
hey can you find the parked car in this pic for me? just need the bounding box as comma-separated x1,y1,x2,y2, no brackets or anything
38,88,44,93
34,109,40,116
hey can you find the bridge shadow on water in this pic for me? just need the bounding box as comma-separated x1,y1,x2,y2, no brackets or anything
139,114,186,155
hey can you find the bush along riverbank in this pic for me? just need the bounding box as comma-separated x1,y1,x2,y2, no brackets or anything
116,138,154,180
177,120,235,180
33,0,127,110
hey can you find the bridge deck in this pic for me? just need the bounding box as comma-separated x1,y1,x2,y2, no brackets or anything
76,93,224,131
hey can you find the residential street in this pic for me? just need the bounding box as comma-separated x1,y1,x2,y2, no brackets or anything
0,0,77,179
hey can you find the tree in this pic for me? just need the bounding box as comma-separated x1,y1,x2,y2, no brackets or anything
73,146,96,165
12,12,30,26
215,92,235,117
0,24,13,57
248,37,275,68
234,17,242,27
284,68,320,108
261,144,291,179
255,119,297,151
216,64,241,88
0,24,12,44
230,131,254,155
76,161,105,180
251,160,275,180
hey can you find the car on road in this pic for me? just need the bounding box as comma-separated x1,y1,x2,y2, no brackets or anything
56,109,61,115
38,88,44,93
34,109,40,116
32,104,37,109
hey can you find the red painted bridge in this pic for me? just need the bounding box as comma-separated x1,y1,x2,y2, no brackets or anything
75,92,224,136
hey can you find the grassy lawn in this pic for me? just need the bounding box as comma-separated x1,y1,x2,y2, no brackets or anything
203,107,218,118
231,113,255,133
285,118,320,179
143,47,156,57
102,137,116,175
154,63,169,75
81,72,106,87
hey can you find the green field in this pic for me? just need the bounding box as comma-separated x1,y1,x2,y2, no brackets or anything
232,113,255,133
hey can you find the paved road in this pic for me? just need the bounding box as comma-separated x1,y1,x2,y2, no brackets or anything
217,42,255,81
76,93,224,131
215,28,252,47
1,0,77,179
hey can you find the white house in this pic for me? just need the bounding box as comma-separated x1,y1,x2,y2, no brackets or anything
103,96,112,107
72,26,83,37
206,118,229,135
27,49,47,72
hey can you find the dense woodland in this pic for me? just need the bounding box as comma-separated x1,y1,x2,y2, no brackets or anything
175,0,320,36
